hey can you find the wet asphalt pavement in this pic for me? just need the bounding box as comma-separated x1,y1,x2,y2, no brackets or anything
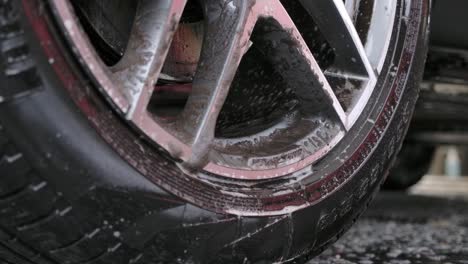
310,192,468,264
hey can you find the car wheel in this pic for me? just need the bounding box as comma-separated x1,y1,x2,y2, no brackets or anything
0,0,429,263
384,143,435,190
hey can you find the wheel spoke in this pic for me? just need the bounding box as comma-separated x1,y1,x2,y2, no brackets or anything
111,0,187,119
176,0,258,168
345,0,359,20
299,0,374,77
254,1,348,128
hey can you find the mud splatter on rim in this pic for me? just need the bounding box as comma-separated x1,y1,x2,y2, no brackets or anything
48,0,397,180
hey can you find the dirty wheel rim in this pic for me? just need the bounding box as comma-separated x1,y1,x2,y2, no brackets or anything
50,0,397,180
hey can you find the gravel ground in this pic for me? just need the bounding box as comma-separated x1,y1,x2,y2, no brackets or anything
310,192,468,264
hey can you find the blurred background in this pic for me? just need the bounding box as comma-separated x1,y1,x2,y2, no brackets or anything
411,146,468,197
399,0,468,198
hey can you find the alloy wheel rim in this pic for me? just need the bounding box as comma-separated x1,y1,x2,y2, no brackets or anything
49,0,397,180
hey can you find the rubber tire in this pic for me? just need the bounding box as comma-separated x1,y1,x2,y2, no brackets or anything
0,1,429,263
383,143,435,190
